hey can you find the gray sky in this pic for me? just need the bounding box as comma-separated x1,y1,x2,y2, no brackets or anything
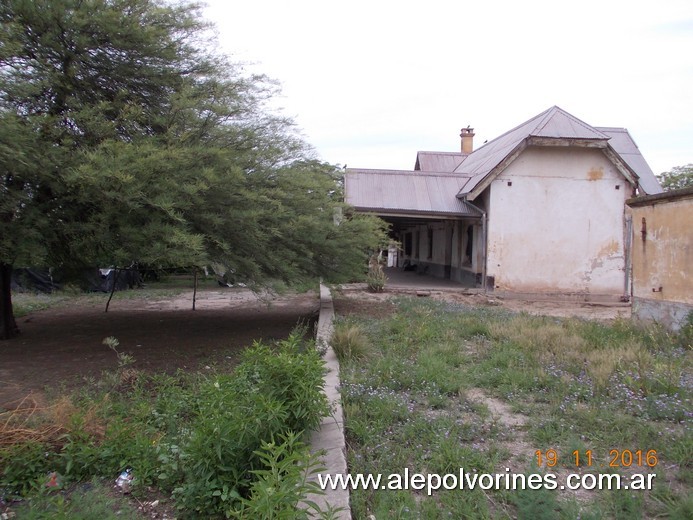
203,0,692,175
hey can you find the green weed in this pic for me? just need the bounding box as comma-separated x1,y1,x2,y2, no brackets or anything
10,479,140,519
339,297,692,519
1,333,329,519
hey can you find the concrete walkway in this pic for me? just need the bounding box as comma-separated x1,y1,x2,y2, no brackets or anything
383,267,477,292
302,284,350,518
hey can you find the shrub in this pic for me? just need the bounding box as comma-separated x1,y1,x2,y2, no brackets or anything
228,432,327,519
1,333,329,519
331,322,370,362
170,335,328,517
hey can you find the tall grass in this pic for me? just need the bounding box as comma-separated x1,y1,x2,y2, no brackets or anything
331,321,371,363
339,298,692,519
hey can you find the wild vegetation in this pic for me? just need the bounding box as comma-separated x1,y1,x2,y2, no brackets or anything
0,323,330,519
336,298,692,519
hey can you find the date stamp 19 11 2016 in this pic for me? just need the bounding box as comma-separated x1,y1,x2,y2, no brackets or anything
535,449,659,468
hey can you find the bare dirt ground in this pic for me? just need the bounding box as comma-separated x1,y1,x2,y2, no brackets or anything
1,284,629,411
0,288,319,410
334,284,632,322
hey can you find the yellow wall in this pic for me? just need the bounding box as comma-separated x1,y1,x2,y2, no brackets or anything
628,191,693,330
629,196,692,304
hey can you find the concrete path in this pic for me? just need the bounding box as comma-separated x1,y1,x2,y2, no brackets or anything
302,284,351,518
383,267,475,291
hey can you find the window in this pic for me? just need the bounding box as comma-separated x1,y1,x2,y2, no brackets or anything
404,232,412,256
427,228,434,259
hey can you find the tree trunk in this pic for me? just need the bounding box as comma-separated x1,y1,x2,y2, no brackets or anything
0,262,19,340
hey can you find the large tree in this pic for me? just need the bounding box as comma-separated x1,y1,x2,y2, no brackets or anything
0,0,387,339
657,164,693,191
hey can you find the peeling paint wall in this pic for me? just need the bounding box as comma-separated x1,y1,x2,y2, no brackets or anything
628,193,693,330
486,147,630,299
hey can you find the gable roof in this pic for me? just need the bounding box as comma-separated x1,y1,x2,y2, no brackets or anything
455,106,662,198
344,106,662,215
456,106,613,198
597,127,663,195
344,169,482,218
415,151,467,172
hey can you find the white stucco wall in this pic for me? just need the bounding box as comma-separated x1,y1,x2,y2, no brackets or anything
486,147,631,297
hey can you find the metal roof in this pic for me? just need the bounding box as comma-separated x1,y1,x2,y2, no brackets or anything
415,151,466,172
344,169,482,218
454,106,662,198
596,127,663,195
454,106,612,197
343,107,662,215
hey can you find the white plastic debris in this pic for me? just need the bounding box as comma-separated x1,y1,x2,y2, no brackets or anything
115,468,134,493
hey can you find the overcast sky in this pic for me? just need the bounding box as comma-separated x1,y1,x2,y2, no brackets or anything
203,0,692,175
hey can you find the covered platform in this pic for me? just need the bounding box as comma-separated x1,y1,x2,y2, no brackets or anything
382,267,480,292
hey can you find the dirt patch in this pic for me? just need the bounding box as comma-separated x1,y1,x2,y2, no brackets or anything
465,388,596,504
466,388,527,428
465,388,534,471
333,289,398,320
0,288,319,410
335,285,631,322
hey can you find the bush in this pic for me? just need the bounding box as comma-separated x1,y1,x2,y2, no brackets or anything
169,334,328,517
1,333,329,519
228,432,327,519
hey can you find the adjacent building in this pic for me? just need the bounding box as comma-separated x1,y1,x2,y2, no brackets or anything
626,187,693,330
345,106,662,301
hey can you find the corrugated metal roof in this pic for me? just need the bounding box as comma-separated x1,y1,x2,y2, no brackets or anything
344,169,482,217
454,106,612,196
343,107,662,213
454,106,664,198
415,151,466,172
532,108,610,139
596,127,663,195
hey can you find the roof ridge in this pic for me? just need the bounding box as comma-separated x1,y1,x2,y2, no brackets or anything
530,105,560,135
466,106,555,154
595,126,627,132
348,168,473,177
531,106,610,139
417,151,466,155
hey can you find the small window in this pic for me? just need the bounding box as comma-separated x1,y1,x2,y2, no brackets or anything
427,229,433,259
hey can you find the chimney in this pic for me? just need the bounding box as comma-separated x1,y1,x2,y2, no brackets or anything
460,126,475,154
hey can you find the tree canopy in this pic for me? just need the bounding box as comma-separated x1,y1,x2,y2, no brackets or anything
0,0,387,339
657,164,693,191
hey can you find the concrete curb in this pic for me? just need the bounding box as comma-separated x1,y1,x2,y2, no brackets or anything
302,284,351,518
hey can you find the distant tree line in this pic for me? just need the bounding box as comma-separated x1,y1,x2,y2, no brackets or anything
657,164,693,191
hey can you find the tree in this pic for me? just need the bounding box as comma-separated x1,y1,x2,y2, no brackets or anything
0,0,387,339
657,164,693,191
